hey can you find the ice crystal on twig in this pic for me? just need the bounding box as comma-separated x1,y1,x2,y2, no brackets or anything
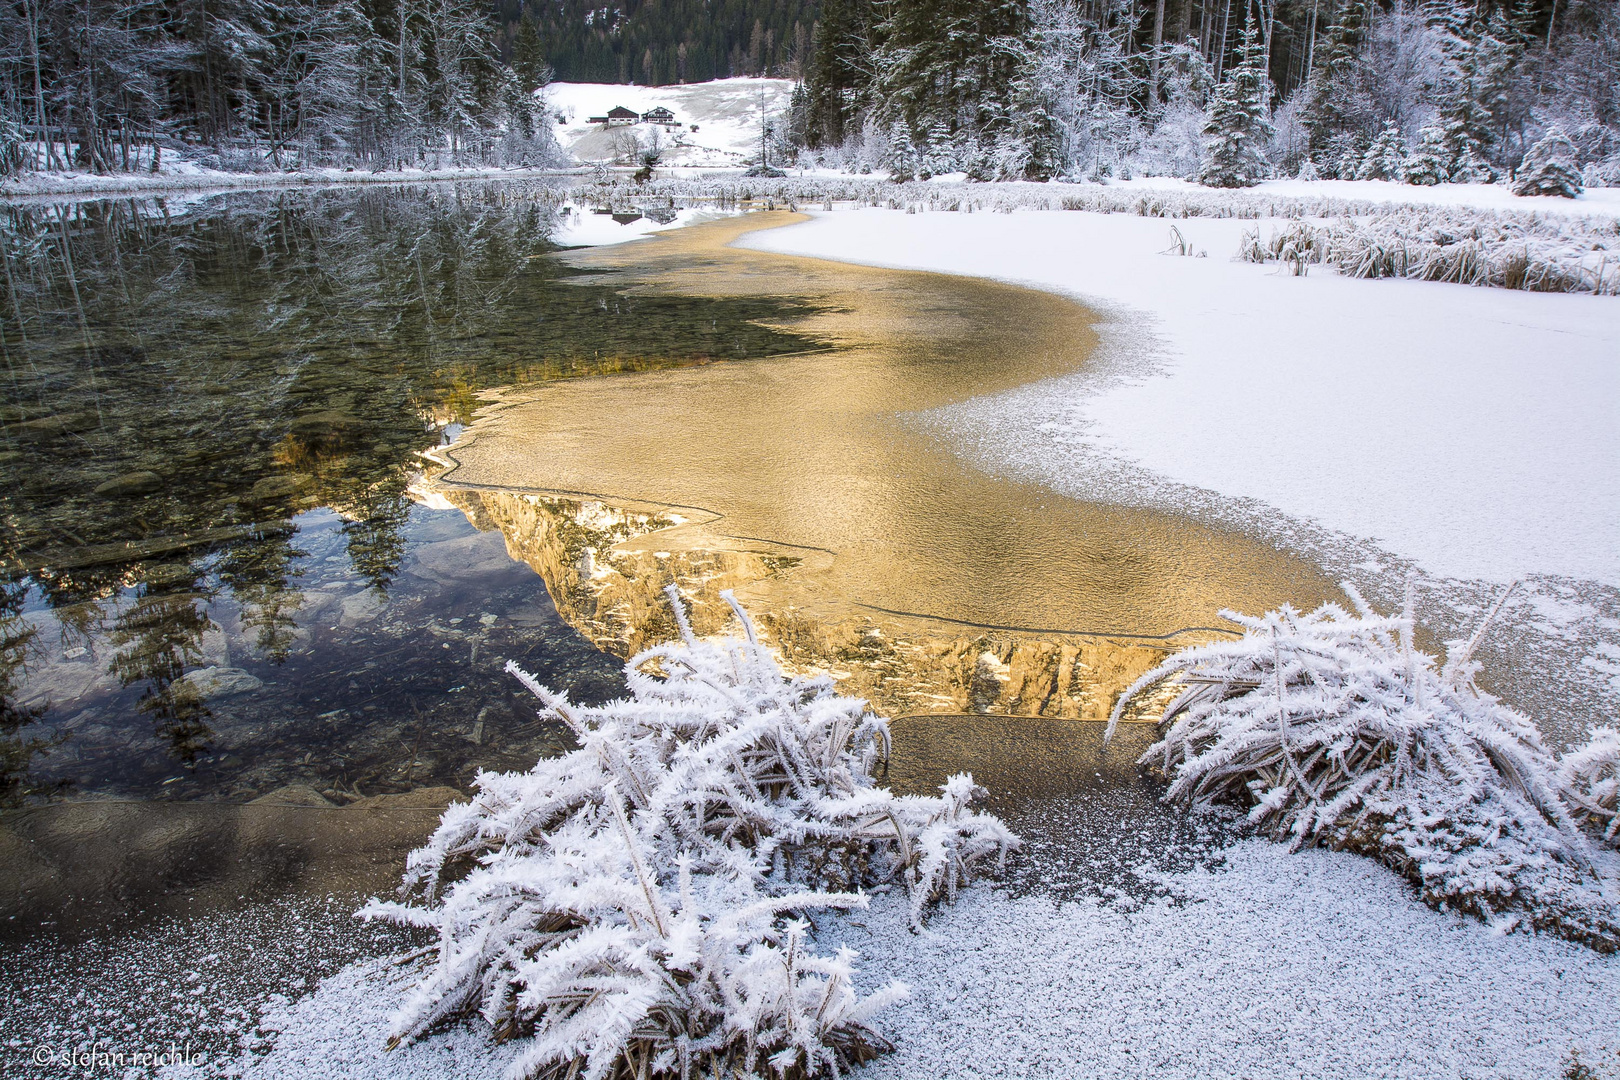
1107,579,1620,950
365,587,1015,1078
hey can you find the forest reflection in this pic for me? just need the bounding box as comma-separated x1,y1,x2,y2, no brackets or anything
0,182,822,804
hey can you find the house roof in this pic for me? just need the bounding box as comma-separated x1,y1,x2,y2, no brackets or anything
606,106,639,118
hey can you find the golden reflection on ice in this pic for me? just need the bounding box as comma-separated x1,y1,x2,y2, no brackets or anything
430,212,1339,718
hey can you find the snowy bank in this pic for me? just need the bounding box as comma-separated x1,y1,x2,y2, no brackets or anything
1112,174,1620,219
218,839,1620,1080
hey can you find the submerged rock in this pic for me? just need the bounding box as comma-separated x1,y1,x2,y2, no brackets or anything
288,410,360,444
246,474,304,501
93,470,164,497
181,666,264,698
248,784,335,807
12,411,97,439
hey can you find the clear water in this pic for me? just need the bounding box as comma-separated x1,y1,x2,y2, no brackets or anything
0,182,823,806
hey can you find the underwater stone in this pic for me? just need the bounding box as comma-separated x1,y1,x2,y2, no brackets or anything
181,666,264,698
13,411,96,439
93,470,164,497
246,474,304,501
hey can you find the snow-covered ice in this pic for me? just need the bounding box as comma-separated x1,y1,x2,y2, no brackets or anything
741,207,1620,589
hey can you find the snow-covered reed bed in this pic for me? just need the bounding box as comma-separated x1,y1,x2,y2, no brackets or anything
365,587,1014,1080
1240,212,1620,294
593,175,1620,295
1106,581,1620,951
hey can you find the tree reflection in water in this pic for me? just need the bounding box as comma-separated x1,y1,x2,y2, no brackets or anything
0,183,822,802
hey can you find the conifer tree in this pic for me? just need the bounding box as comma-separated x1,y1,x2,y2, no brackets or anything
1512,125,1583,197
870,0,1028,175
805,0,872,148
1199,10,1272,189
1355,121,1408,180
1402,124,1449,186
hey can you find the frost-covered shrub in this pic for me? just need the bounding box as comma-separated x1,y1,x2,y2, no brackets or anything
1106,582,1620,951
1561,728,1620,844
1513,126,1584,199
366,587,1016,1078
1583,154,1620,190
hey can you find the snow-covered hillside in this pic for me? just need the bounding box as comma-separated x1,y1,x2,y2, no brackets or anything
544,79,795,168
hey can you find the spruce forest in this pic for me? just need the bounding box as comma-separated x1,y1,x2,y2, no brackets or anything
0,0,1613,189
795,0,1619,187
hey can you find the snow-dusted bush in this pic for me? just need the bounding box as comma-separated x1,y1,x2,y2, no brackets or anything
1513,126,1584,199
1561,728,1620,844
1106,582,1620,950
366,587,1015,1078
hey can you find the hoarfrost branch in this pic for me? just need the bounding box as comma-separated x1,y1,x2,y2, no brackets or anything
1106,580,1620,951
364,586,1016,1079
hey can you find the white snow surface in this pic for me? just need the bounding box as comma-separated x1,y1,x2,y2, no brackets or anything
545,79,793,167
214,840,1620,1080
740,208,1620,587
833,842,1619,1080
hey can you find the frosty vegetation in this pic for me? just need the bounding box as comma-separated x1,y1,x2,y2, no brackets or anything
1236,207,1619,293
1105,580,1620,951
0,0,562,175
364,587,1015,1080
585,173,1620,295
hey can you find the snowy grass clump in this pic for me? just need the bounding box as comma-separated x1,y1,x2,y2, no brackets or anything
364,587,1015,1080
1240,210,1620,294
1106,580,1620,951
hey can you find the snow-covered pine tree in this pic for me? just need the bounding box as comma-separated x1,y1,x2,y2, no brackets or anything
1198,10,1272,189
1513,125,1583,197
870,0,1033,177
1355,122,1408,181
1402,124,1450,185
804,0,873,149
886,124,919,181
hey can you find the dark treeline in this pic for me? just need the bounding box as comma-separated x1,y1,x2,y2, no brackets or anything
0,0,557,174
496,0,818,86
795,0,1619,187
